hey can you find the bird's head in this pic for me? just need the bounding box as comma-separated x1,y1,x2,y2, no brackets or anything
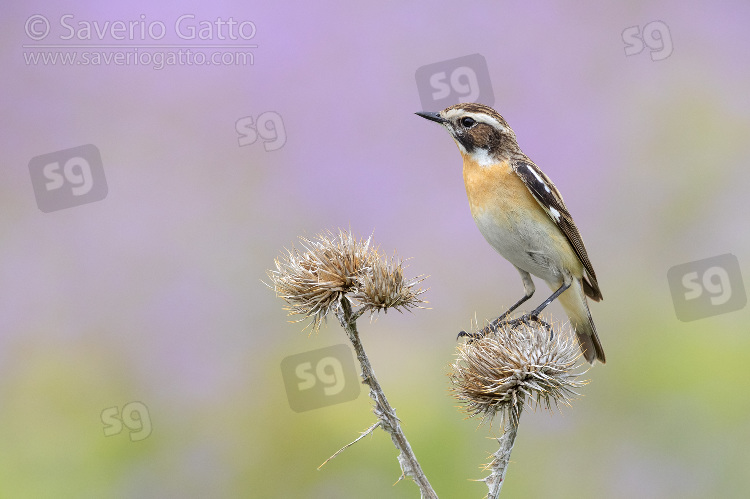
416,103,521,164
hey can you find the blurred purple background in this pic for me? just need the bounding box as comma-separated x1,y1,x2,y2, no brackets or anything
2,1,749,497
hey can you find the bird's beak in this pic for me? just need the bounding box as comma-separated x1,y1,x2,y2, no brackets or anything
415,111,448,124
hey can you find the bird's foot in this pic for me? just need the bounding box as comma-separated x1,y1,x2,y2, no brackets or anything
456,329,484,342
489,314,554,339
505,313,553,339
507,313,549,328
457,314,554,343
457,318,504,342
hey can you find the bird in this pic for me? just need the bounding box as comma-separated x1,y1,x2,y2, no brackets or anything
416,103,605,364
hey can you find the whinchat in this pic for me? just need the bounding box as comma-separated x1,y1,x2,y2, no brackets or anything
416,103,605,364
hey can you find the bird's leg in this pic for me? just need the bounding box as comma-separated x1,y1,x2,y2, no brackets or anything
526,280,570,319
488,291,533,328
510,280,572,339
457,270,535,341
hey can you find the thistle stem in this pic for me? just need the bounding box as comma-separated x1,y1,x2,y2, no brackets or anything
334,298,438,499
486,408,522,498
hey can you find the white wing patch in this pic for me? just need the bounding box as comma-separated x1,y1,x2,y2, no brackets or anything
515,162,562,223
548,206,561,221
523,164,551,193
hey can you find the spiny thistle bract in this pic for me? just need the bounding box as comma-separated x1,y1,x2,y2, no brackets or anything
267,229,426,330
448,320,587,427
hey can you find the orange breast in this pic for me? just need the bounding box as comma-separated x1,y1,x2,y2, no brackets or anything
462,156,543,224
461,154,582,280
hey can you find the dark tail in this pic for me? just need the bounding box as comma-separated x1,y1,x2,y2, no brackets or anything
557,279,606,364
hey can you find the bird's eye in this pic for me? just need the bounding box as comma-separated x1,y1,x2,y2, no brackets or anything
460,117,476,128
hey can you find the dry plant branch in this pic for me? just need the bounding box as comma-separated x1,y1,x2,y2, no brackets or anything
268,229,436,498
333,297,437,498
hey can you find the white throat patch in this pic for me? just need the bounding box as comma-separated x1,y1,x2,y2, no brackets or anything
466,147,496,167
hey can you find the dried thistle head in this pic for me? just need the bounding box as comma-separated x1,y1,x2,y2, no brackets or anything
448,320,587,427
267,229,426,330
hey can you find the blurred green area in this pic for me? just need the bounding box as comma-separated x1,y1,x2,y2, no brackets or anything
1,296,748,498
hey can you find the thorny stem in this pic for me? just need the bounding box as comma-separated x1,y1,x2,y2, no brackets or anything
333,297,438,499
485,406,522,498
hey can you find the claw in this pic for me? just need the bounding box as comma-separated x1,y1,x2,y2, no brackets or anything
515,314,554,339
457,330,484,342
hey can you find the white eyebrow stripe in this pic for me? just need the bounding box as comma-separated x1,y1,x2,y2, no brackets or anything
442,110,507,132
